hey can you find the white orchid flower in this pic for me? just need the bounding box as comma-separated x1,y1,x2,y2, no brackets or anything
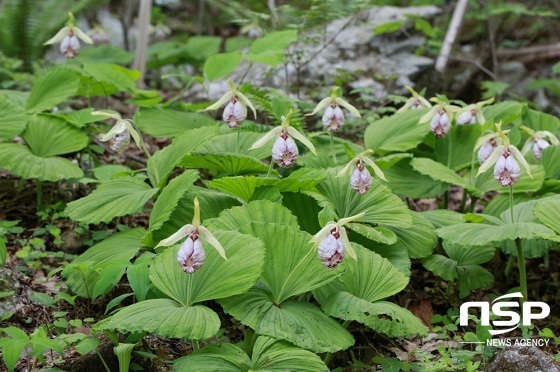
205,78,257,128
396,86,431,114
311,212,366,268
474,132,503,164
336,149,387,195
44,12,93,58
476,123,532,187
456,97,494,125
307,86,361,132
250,109,317,167
156,198,226,273
419,98,459,138
93,111,144,153
520,125,559,161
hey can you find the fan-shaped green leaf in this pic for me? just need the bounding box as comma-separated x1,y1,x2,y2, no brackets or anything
251,336,329,371
542,145,560,179
96,299,219,340
92,165,133,181
174,343,250,372
206,200,299,231
181,153,270,175
147,126,218,187
204,52,242,81
382,158,448,198
0,143,83,181
196,132,272,159
0,97,27,139
310,170,412,228
410,157,481,196
62,228,143,298
82,62,139,92
280,192,322,234
385,212,437,259
23,115,88,157
322,295,427,337
534,199,560,235
239,222,342,303
148,170,199,232
420,209,465,229
135,107,216,138
482,101,523,125
364,109,430,153
150,231,265,306
437,222,555,246
434,124,483,170
345,223,397,245
314,243,409,304
26,68,79,113
145,187,240,246
65,178,157,224
219,288,354,353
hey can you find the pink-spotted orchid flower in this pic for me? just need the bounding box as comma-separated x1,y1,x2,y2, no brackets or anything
156,198,226,274
307,86,361,132
44,12,93,58
456,97,494,125
396,86,431,114
250,109,317,168
205,78,257,128
419,98,459,138
336,149,387,195
476,122,532,187
93,111,144,153
311,212,366,268
520,125,559,161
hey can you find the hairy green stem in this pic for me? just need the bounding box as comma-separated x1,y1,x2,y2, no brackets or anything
96,350,111,372
330,132,337,164
509,185,527,302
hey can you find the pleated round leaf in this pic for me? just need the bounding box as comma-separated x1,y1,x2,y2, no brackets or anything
65,178,158,224
314,243,409,304
174,343,251,372
383,212,437,259
346,223,397,245
180,153,270,175
26,68,79,114
0,97,27,140
150,230,265,306
251,336,329,372
381,158,448,198
96,299,219,340
219,288,354,353
23,115,88,157
239,222,342,304
0,143,83,181
534,198,560,236
174,336,329,372
437,222,555,246
206,200,299,231
310,170,412,228
321,294,428,337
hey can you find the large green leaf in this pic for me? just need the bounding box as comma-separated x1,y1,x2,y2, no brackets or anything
175,343,251,372
220,288,354,353
420,209,465,229
364,109,430,153
385,212,437,259
82,62,139,92
310,170,412,228
437,222,555,246
206,200,300,231
410,157,481,196
22,115,88,157
0,97,27,139
62,228,143,298
26,68,79,113
0,143,83,181
314,243,409,304
180,153,270,175
482,101,523,126
542,145,560,179
145,187,240,247
534,199,560,236
204,52,243,81
381,158,448,198
147,126,218,187
422,243,495,298
134,107,216,138
147,170,199,232
245,30,298,66
434,124,483,170
174,336,328,372
149,231,265,306
240,222,342,303
65,178,158,224
280,192,322,234
96,299,220,340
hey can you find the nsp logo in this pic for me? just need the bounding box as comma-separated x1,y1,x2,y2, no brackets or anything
459,292,550,336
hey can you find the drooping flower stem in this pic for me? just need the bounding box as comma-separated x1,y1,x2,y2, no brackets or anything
192,340,200,352
236,126,241,152
330,132,337,163
509,185,527,302
266,161,274,178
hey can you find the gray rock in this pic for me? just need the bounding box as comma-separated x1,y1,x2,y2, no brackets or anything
487,346,560,372
0,267,21,315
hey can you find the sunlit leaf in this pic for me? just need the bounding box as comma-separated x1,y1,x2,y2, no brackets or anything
26,68,79,113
